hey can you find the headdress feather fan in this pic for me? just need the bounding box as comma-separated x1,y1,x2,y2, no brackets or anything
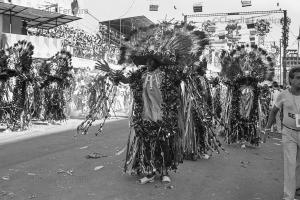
118,22,209,66
219,44,275,82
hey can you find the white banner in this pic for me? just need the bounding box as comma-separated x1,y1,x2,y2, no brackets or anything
4,33,62,58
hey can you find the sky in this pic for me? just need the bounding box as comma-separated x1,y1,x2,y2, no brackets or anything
78,0,300,49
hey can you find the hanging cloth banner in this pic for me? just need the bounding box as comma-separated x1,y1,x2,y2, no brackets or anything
247,23,255,29
241,0,252,7
249,36,255,41
193,2,203,12
149,4,159,11
250,30,256,35
4,33,61,58
219,34,226,40
207,26,216,33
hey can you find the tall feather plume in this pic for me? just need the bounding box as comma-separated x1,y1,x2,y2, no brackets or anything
118,21,209,66
219,44,275,82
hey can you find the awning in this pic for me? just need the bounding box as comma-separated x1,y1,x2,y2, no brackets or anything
100,15,154,35
0,2,81,29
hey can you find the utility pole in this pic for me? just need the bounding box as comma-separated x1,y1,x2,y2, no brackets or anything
279,39,282,85
297,26,300,66
282,10,288,86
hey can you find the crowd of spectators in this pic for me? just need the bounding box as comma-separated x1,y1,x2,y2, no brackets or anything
28,25,120,62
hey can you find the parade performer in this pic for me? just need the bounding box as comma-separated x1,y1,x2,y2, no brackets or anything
78,22,222,184
258,69,274,135
219,44,275,147
42,50,73,122
211,76,222,122
180,58,220,160
0,49,11,126
0,41,35,130
32,50,74,122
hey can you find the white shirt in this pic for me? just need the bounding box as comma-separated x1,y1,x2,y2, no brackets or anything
271,89,281,107
275,89,300,130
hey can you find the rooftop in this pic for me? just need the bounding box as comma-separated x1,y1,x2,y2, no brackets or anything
99,15,154,35
0,2,81,29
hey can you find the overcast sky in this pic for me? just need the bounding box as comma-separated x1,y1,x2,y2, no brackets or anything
80,0,300,49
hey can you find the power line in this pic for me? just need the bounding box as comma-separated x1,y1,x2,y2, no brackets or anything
186,9,285,18
86,11,101,22
118,0,136,18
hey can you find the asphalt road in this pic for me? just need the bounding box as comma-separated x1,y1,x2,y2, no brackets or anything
0,119,284,200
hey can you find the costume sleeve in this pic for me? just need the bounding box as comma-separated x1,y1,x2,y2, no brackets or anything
274,91,285,109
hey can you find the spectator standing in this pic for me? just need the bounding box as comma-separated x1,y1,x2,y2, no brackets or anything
271,81,282,133
264,67,300,200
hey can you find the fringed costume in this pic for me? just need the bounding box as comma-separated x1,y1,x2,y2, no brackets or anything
180,59,222,160
124,65,185,177
77,22,222,183
41,50,73,122
119,22,208,179
219,44,275,146
0,41,35,131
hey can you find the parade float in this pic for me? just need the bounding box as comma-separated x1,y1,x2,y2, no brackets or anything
219,44,275,146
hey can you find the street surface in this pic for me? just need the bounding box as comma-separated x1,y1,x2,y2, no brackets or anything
0,119,283,200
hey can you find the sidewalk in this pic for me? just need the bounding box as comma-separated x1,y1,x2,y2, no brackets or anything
0,116,126,145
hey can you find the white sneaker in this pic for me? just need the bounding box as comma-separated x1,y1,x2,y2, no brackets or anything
202,154,210,159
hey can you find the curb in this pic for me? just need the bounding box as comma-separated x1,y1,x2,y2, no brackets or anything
0,117,126,145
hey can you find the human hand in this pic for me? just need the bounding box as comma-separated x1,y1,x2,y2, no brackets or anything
95,59,111,73
110,70,124,85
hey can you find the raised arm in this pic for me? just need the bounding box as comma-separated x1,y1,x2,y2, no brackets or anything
96,59,129,85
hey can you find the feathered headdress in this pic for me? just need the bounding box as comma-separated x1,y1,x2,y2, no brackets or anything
8,40,34,73
219,44,275,82
39,50,73,89
0,50,8,70
118,21,209,67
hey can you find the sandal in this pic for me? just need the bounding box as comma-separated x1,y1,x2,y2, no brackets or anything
138,176,154,184
162,175,171,183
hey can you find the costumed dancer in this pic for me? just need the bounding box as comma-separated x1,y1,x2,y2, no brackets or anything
36,50,74,122
180,58,221,160
0,49,10,124
211,76,222,124
77,22,222,184
258,70,274,136
123,56,184,184
219,44,275,148
2,40,35,131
